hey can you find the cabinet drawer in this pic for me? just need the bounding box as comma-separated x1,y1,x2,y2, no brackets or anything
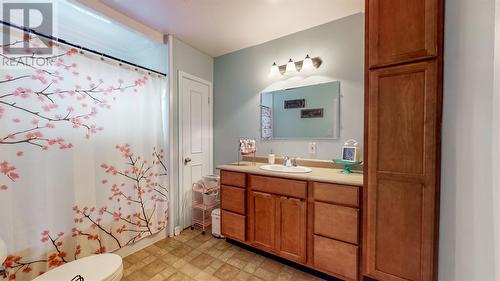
313,182,359,207
221,170,246,187
221,185,246,215
249,175,306,199
221,210,246,241
313,235,358,281
314,202,359,244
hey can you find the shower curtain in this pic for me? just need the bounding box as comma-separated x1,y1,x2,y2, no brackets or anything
0,27,169,280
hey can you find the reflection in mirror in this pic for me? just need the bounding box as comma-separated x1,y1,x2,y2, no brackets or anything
260,81,340,140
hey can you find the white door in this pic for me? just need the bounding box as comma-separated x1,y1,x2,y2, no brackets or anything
180,72,212,230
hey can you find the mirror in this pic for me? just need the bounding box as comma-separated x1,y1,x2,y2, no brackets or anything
260,81,340,140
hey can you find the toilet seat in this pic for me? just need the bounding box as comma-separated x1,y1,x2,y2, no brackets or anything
33,253,123,281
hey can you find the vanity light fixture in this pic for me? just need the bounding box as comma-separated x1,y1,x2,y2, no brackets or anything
285,58,296,74
301,54,314,72
269,62,280,76
269,55,322,76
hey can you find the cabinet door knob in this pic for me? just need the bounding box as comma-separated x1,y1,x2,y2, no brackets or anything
184,157,192,165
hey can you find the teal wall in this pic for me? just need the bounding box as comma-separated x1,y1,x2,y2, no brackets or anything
61,1,167,73
214,13,364,164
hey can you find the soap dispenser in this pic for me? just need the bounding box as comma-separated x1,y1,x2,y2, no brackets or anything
268,150,275,164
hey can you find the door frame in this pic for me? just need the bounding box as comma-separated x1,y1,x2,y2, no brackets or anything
177,70,214,230
167,35,174,237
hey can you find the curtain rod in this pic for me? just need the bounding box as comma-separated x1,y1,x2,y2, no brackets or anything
0,20,167,77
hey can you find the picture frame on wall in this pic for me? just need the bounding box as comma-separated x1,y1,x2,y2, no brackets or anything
301,108,324,118
284,99,305,109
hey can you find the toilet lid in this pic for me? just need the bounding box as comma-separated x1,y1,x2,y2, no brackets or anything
33,253,122,281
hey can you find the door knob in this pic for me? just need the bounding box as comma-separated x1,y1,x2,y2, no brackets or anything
184,157,192,165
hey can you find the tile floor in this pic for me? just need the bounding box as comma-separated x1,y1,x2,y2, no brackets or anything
122,228,325,281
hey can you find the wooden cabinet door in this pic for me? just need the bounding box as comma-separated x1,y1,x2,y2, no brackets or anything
364,61,439,281
367,0,440,68
249,191,276,252
221,210,246,242
276,197,306,263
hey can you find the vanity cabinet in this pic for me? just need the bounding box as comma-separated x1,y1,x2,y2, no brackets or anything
248,175,307,263
248,192,307,263
220,169,362,281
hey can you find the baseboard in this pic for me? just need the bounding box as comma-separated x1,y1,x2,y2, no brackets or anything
226,238,341,281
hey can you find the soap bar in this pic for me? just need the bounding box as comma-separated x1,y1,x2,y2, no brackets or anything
268,154,275,164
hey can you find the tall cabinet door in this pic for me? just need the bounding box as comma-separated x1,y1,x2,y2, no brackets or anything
249,191,276,252
364,0,443,280
365,61,439,281
276,197,306,263
367,0,439,68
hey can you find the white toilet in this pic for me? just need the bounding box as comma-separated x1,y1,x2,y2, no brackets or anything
32,253,123,281
0,237,122,281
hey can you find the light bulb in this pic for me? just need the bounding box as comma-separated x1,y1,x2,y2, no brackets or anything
269,62,280,77
302,54,314,71
285,59,296,74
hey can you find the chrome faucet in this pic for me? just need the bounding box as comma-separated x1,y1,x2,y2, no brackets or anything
283,156,291,166
283,156,298,167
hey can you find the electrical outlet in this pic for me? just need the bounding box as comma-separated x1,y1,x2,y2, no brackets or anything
308,142,317,154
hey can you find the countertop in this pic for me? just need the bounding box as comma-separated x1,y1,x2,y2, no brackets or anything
217,161,363,186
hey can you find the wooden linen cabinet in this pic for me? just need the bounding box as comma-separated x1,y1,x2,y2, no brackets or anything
364,0,444,281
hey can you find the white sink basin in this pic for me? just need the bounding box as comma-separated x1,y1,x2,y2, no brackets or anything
259,164,312,173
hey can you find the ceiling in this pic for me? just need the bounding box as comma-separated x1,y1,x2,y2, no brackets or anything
99,0,364,57
58,1,168,73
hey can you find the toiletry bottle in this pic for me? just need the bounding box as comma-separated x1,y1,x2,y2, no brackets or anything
268,150,275,164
